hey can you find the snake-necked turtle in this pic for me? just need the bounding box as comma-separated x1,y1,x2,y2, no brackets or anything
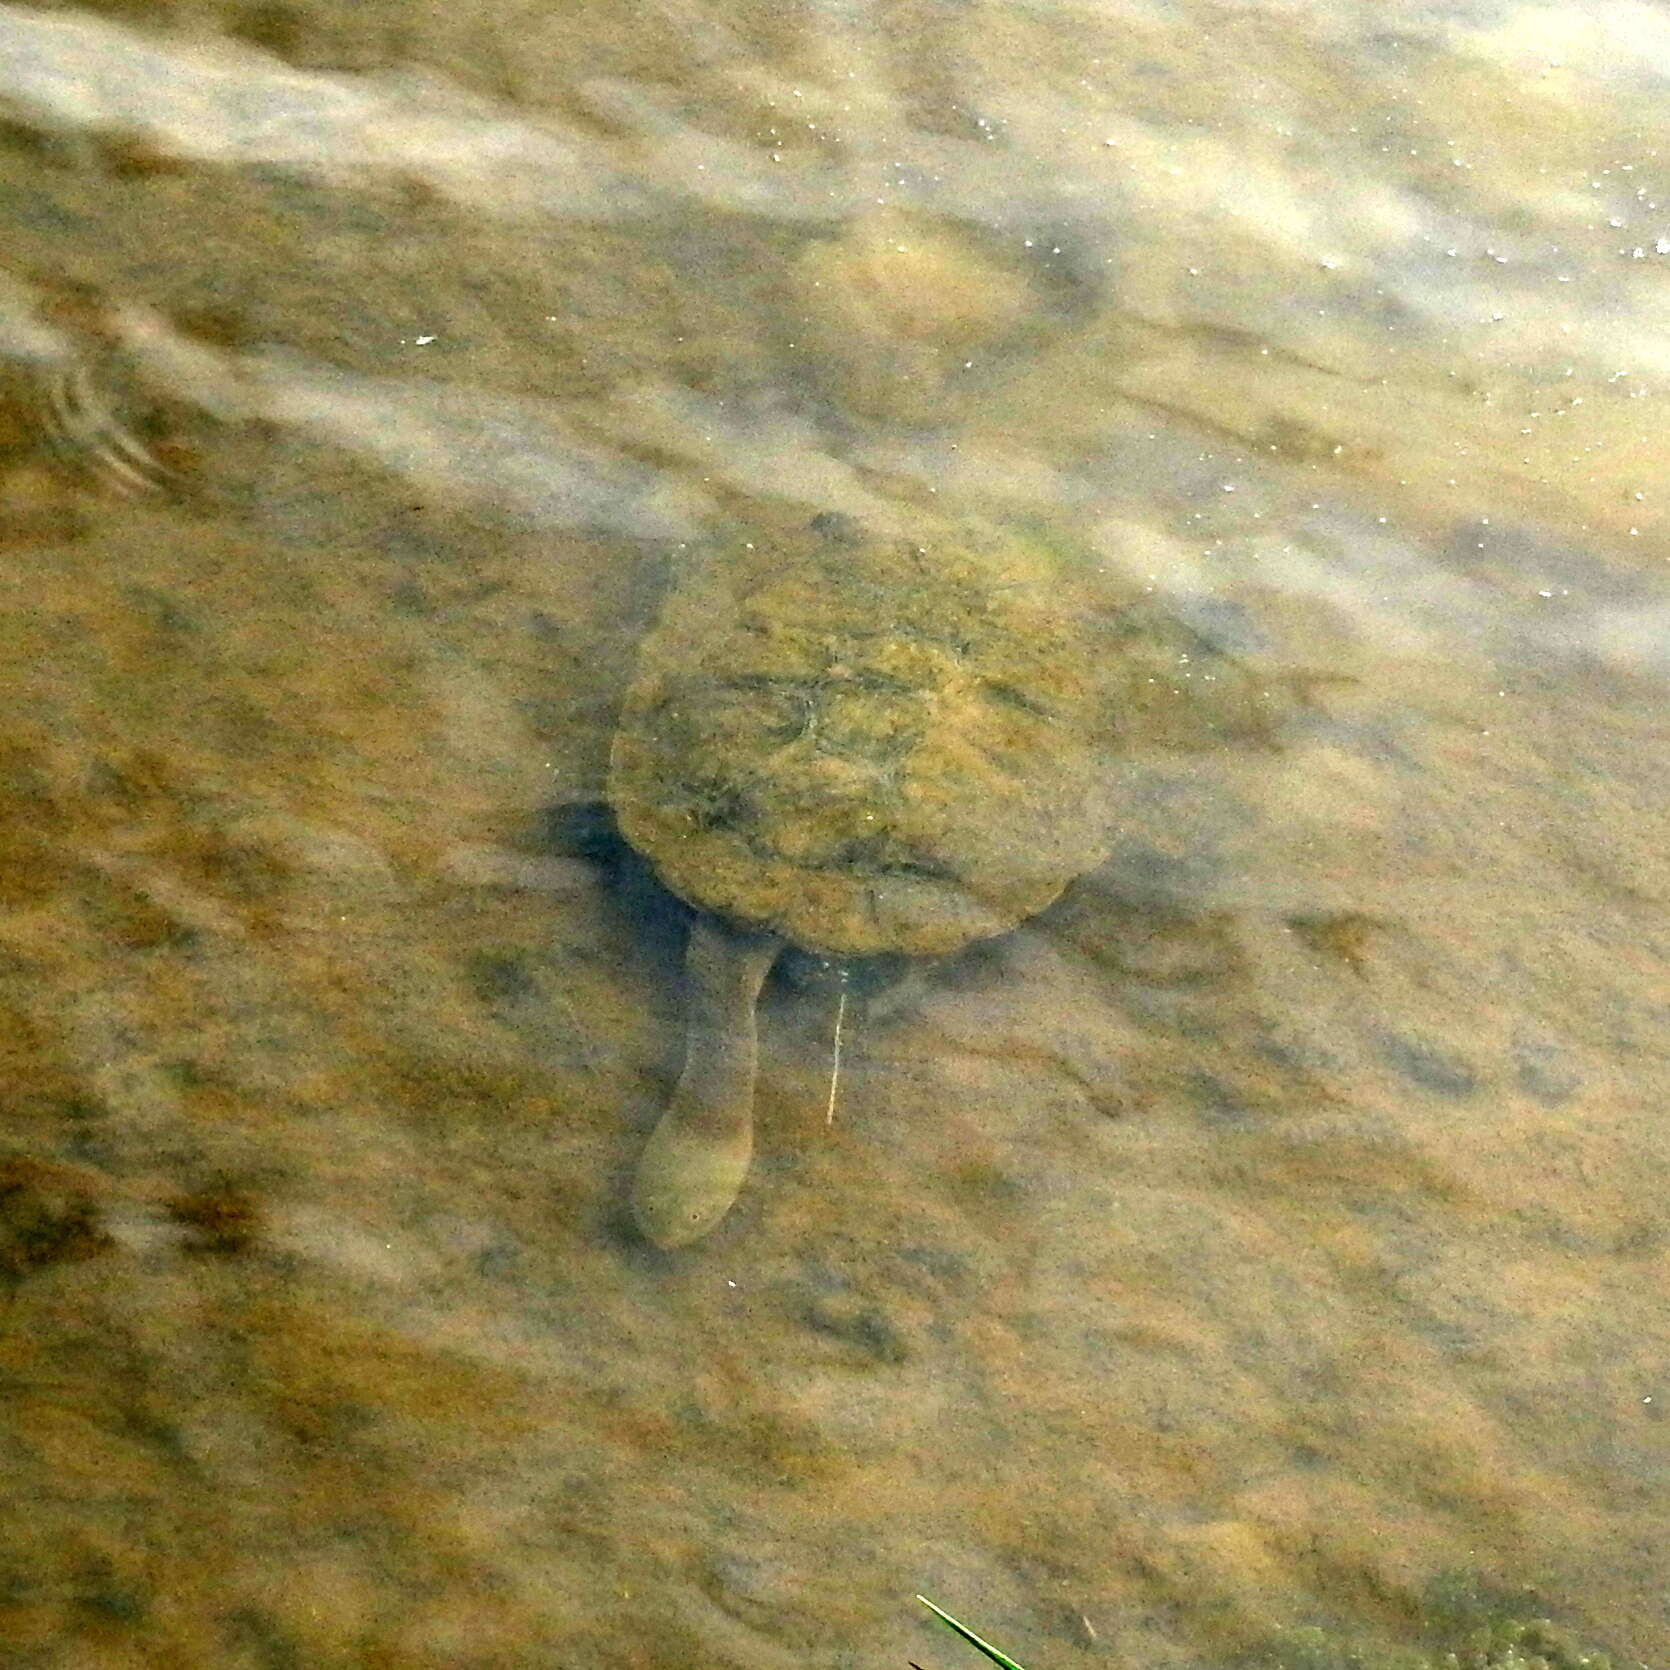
606,508,1274,1247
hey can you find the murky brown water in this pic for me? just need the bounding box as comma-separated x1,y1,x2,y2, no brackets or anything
0,1,1666,1666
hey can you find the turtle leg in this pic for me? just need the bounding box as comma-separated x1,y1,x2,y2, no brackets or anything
630,915,782,1248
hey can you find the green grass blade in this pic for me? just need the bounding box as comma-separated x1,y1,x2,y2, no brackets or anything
916,1596,1032,1670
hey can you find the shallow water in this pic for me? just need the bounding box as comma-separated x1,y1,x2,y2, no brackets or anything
0,1,1665,1666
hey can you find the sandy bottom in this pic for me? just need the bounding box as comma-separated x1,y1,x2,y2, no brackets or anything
0,2,1665,1668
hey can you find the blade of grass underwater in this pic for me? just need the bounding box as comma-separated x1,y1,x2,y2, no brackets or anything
916,1596,1032,1670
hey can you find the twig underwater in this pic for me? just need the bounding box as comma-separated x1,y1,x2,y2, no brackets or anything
824,968,849,1126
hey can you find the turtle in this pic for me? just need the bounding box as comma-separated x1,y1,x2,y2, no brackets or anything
604,506,1145,1248
603,506,1289,1246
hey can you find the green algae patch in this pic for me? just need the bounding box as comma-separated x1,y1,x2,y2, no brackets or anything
1245,1578,1645,1670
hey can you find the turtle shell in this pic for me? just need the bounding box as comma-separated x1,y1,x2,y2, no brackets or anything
608,512,1117,959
